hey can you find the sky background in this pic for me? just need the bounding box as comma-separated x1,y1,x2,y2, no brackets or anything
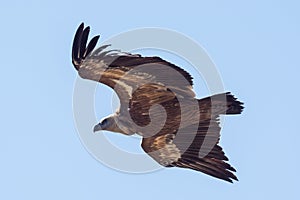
1,0,299,199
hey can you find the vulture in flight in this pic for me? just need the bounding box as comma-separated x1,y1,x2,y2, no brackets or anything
72,23,244,183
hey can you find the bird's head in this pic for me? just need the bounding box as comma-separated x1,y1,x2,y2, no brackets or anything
93,114,127,134
93,117,115,132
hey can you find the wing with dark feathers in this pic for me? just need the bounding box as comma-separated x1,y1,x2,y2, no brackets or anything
141,93,243,183
72,23,196,112
142,119,238,183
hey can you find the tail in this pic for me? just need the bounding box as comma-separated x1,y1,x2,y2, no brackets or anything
198,92,244,116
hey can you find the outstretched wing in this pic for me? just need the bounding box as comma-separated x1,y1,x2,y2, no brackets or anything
141,120,238,183
72,23,196,112
141,93,243,183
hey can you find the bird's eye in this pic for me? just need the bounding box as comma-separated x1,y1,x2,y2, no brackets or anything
101,118,108,126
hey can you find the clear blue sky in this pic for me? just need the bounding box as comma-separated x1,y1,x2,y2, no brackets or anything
1,0,299,199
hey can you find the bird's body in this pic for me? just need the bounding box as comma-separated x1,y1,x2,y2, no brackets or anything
72,23,244,183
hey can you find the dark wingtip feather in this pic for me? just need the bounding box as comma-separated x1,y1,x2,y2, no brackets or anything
80,26,90,59
84,35,100,58
175,158,238,183
72,23,85,70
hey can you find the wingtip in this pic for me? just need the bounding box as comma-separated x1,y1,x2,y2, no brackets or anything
84,26,90,32
71,22,100,70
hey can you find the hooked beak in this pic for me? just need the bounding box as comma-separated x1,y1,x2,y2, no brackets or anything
93,123,102,133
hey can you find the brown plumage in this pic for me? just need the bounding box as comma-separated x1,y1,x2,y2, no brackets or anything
72,23,244,183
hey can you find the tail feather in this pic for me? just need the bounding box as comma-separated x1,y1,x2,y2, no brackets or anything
198,92,244,116
224,92,244,114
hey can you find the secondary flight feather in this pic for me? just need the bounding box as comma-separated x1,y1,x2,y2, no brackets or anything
71,23,244,183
